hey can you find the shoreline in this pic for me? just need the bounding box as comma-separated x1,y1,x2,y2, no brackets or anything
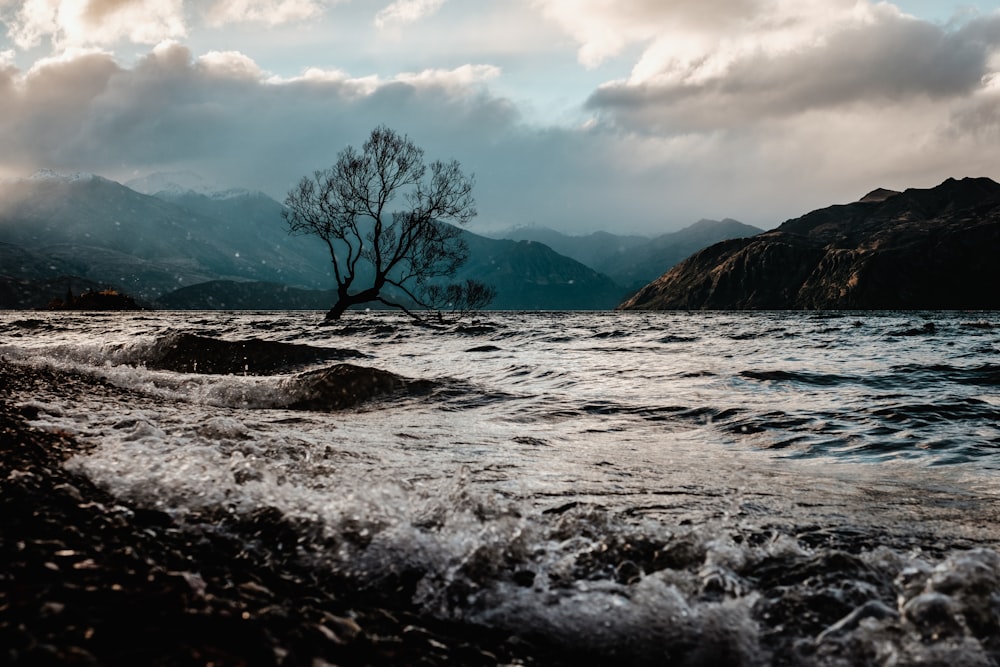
4,354,1000,666
0,360,537,666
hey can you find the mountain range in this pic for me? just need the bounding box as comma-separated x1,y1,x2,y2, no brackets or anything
620,177,1000,310
494,218,764,292
0,171,752,311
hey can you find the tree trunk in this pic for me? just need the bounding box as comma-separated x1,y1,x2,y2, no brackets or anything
325,299,350,321
324,287,381,321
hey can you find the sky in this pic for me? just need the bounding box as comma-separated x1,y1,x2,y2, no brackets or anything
1,1,998,235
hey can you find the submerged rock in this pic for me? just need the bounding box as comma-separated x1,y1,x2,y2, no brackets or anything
145,332,365,375
286,363,426,411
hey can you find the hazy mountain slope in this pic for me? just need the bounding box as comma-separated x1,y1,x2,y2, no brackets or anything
156,281,336,310
620,178,1000,310
0,241,74,280
158,234,626,311
457,234,625,310
0,172,332,299
0,239,133,308
0,172,232,265
608,219,764,291
147,188,333,290
0,275,110,309
498,219,763,291
495,226,649,271
0,171,627,310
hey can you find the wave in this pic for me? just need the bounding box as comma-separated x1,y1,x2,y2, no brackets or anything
889,363,1000,387
141,331,368,375
7,309,1000,663
63,435,1000,666
740,363,1000,390
283,364,434,411
739,369,854,386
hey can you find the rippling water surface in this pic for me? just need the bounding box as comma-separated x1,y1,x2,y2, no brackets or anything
3,309,1000,664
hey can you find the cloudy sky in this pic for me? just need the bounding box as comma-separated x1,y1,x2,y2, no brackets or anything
1,1,998,234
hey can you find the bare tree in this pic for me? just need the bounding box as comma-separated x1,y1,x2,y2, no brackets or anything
283,125,495,321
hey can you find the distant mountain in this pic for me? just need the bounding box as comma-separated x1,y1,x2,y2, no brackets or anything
0,171,625,311
611,219,764,291
0,274,110,310
494,226,649,273
498,219,763,292
156,237,624,311
620,177,1000,310
156,281,335,310
1,236,128,308
125,170,226,196
142,186,333,290
455,235,624,310
0,171,333,299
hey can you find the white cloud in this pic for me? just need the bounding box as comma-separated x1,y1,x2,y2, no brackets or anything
205,0,327,26
0,46,521,202
1,0,334,51
532,0,783,68
395,64,500,88
4,0,60,49
279,63,499,99
374,0,445,29
197,49,265,79
5,0,187,49
585,11,1000,135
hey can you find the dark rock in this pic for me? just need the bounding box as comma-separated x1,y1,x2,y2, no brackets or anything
620,177,1000,310
858,187,901,203
48,287,144,311
902,593,966,640
145,332,365,375
513,569,536,587
815,600,898,643
285,364,416,411
466,345,502,353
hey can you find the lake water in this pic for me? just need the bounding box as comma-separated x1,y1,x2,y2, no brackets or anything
3,309,1000,665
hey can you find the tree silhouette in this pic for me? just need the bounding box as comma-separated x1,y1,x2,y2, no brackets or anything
283,125,495,321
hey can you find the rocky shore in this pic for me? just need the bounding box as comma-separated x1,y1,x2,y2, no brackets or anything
0,360,536,666
6,354,1000,666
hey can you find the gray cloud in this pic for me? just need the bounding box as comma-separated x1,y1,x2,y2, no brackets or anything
948,86,1000,139
0,52,122,164
0,43,589,226
587,13,1000,134
2,18,1000,238
0,41,695,232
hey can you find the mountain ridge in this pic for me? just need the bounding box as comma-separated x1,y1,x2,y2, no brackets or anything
496,218,764,291
619,177,1000,311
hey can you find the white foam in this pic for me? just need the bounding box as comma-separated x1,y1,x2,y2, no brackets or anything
7,310,1000,663
36,385,1000,665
